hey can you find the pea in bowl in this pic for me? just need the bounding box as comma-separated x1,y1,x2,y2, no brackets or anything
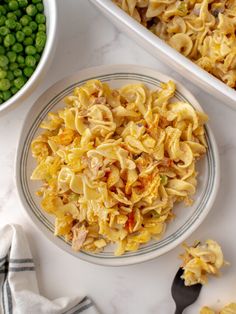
0,0,57,114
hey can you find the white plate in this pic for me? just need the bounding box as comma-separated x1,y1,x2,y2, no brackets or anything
15,65,220,266
90,0,236,109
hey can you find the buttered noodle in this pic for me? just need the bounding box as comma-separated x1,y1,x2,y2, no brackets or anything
180,240,226,286
201,303,236,314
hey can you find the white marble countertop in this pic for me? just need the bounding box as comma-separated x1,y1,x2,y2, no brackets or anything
0,1,236,313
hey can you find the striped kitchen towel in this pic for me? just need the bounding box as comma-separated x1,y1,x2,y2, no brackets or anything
0,224,100,314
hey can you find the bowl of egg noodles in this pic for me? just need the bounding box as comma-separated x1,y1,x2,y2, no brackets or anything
16,64,219,266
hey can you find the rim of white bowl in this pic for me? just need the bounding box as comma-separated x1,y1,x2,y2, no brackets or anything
0,0,57,114
15,64,220,266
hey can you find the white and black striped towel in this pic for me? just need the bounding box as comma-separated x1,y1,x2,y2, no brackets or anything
0,224,100,314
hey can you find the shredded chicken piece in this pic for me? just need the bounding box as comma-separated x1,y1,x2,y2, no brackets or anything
72,225,88,251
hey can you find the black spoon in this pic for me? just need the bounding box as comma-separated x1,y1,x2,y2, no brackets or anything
171,268,202,314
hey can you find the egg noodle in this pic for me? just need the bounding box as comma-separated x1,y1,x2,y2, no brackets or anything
31,79,207,255
114,0,236,89
201,303,236,314
180,240,226,286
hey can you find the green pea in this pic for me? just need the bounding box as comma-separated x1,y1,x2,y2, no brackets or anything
32,0,42,3
35,35,46,52
9,62,18,70
8,1,19,11
0,78,11,91
35,13,45,24
36,30,46,37
4,34,16,47
7,12,17,21
14,22,22,31
13,68,22,77
22,25,32,36
36,3,43,12
25,55,36,67
23,36,33,46
26,4,37,16
0,45,5,55
25,45,36,55
0,26,10,36
20,15,31,26
14,9,22,18
5,18,16,29
14,76,25,89
12,42,23,53
7,51,16,62
0,69,7,79
11,86,18,94
29,20,37,31
1,66,8,71
0,98,3,104
0,5,7,15
34,53,40,62
23,66,34,77
0,16,6,26
17,55,24,64
38,23,46,32
6,70,14,81
2,90,12,101
18,0,28,8
16,30,25,42
0,55,9,67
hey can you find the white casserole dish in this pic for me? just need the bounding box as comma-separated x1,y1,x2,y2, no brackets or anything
90,0,236,108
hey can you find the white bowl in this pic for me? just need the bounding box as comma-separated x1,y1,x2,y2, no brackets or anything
0,0,57,115
90,0,236,109
15,64,220,266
